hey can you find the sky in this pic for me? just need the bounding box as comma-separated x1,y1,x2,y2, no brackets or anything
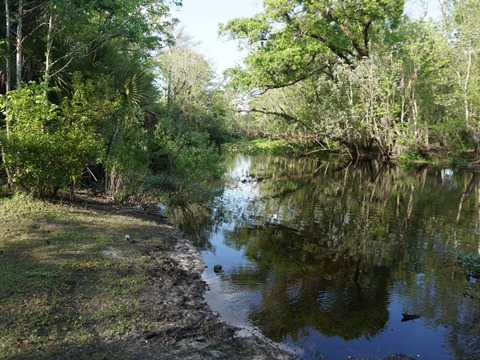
173,0,263,74
174,0,442,75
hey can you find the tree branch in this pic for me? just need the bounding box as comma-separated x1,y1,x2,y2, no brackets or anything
308,33,355,66
363,20,372,56
256,65,330,95
244,107,326,146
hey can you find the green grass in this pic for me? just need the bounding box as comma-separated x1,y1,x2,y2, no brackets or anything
222,137,345,160
0,194,168,359
222,138,298,156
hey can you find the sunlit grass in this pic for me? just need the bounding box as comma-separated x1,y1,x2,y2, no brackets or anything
0,194,167,358
223,138,296,156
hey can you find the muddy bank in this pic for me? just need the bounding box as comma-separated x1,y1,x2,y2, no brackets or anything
103,204,301,360
93,202,416,360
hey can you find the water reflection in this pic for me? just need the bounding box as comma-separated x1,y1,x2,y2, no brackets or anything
168,154,480,360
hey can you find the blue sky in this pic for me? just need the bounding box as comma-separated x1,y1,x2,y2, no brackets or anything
174,0,441,74
174,0,263,73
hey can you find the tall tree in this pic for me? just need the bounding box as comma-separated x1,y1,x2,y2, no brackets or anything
15,0,22,86
4,0,10,95
0,0,180,91
448,0,480,156
157,32,231,140
220,0,405,90
0,0,181,197
221,1,475,160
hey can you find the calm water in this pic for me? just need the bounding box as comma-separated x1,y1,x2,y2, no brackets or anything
167,154,480,360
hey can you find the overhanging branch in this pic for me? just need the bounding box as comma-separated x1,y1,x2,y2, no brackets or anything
257,64,330,95
242,107,325,146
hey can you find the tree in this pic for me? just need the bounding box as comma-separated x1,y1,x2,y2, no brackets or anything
0,0,184,199
221,1,475,160
219,0,413,159
0,81,102,197
0,0,179,91
220,0,405,90
447,0,480,156
157,32,232,141
150,33,228,205
15,0,22,86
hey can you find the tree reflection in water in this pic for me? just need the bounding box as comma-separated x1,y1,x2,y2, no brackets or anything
168,154,480,359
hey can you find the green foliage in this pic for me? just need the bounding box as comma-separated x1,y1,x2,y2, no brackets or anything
0,0,243,214
156,35,233,143
457,254,480,276
444,0,480,155
58,73,155,201
223,138,297,156
220,0,405,89
448,157,471,167
397,152,428,169
0,82,101,197
220,0,480,161
61,73,121,139
151,120,224,205
105,110,152,201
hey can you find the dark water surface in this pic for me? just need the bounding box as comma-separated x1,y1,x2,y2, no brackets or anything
167,154,480,360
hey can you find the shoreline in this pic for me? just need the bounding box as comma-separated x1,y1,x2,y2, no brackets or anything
0,194,416,359
0,194,300,359
122,202,301,359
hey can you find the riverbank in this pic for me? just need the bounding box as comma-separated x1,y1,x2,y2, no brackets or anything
0,193,418,360
0,193,300,359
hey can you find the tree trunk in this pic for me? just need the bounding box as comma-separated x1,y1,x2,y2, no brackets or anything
44,11,54,87
441,0,449,37
468,127,480,156
2,0,12,187
16,0,23,86
462,52,480,156
5,0,11,97
105,118,121,196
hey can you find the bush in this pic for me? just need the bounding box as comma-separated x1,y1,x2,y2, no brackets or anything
152,123,224,205
104,112,152,201
1,82,101,197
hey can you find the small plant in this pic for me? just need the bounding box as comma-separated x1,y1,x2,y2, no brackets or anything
223,138,297,156
448,157,471,167
397,152,428,169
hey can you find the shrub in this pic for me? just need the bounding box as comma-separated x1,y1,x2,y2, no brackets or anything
0,82,101,197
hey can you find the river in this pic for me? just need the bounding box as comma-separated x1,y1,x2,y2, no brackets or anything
166,153,480,360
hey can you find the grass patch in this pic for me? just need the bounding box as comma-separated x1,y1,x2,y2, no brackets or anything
0,194,169,358
223,138,297,156
223,137,343,160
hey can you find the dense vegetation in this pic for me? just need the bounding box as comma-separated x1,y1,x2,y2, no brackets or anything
0,0,479,202
220,0,480,161
0,0,228,203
